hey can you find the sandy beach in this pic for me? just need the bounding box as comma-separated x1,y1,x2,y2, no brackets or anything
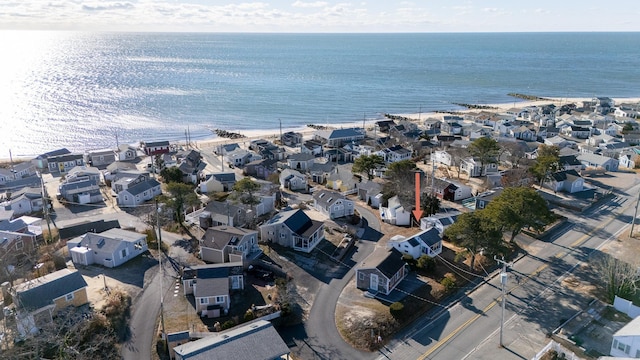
3,96,639,164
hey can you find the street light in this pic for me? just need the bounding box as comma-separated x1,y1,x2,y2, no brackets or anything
495,256,512,348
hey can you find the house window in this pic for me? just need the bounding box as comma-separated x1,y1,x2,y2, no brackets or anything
358,272,364,281
215,296,225,304
280,233,286,238
65,293,74,301
15,239,24,250
199,298,208,304
124,196,129,201
121,248,128,259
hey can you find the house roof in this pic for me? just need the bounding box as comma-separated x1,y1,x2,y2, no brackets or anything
145,141,170,147
614,315,640,337
194,277,229,298
313,189,346,207
559,155,582,167
183,262,243,298
550,169,581,182
201,226,257,250
375,248,407,279
327,128,364,139
288,153,316,162
414,228,442,246
577,153,615,166
36,148,71,160
106,161,137,173
204,201,244,217
14,269,88,311
49,153,83,163
67,228,144,254
173,320,289,360
263,209,322,238
123,179,161,196
211,173,236,183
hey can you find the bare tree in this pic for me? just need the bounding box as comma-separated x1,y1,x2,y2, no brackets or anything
592,253,640,303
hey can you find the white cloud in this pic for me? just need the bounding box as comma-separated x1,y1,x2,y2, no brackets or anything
291,1,328,8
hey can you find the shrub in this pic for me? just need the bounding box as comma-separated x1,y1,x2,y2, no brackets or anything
389,302,404,319
440,275,456,292
244,309,255,322
53,254,67,270
221,320,236,330
416,255,436,272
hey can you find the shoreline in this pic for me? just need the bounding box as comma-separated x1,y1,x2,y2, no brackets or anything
4,96,640,163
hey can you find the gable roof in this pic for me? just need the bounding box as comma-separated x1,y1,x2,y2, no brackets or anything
313,189,346,207
414,228,442,246
173,320,289,360
122,179,161,196
14,269,88,311
263,209,322,238
67,228,144,254
201,226,257,250
376,248,407,279
550,169,581,182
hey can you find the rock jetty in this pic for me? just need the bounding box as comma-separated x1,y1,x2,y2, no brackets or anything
213,129,246,139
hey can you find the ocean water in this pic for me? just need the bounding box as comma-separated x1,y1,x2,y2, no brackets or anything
1,31,639,157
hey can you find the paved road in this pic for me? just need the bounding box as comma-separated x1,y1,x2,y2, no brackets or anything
376,185,640,360
283,205,381,360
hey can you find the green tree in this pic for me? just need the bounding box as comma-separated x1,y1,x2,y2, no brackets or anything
444,211,504,270
352,154,385,180
231,177,262,209
483,186,554,242
530,145,560,188
382,160,418,201
160,166,184,183
421,193,441,217
161,182,199,225
468,137,500,174
622,123,635,134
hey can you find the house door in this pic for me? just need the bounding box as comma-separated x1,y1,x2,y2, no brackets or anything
369,273,378,291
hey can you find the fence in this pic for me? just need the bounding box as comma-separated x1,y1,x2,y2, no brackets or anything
613,295,640,318
531,341,580,360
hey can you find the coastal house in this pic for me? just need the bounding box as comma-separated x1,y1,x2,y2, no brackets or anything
199,172,236,193
13,269,88,332
0,216,40,259
355,248,408,296
300,140,324,156
32,148,71,170
199,226,261,264
387,228,443,260
610,316,640,358
214,143,240,156
564,126,591,139
176,149,207,184
577,153,619,172
287,152,316,171
281,131,303,146
558,155,583,172
312,189,355,219
198,201,248,229
544,136,575,149
326,164,359,192
143,140,171,156
259,208,324,253
313,128,365,148
181,262,244,317
58,166,102,204
116,178,162,207
47,153,85,173
460,157,498,178
244,158,278,180
67,228,149,268
420,211,461,235
619,148,640,169
0,186,43,216
463,188,504,211
84,148,116,168
431,150,454,167
280,169,307,191
308,162,335,184
357,180,383,208
546,169,584,194
115,144,138,162
112,172,150,194
172,320,290,360
375,120,397,133
380,195,411,226
377,145,412,163
431,178,472,202
0,162,37,186
224,148,260,168
102,162,138,184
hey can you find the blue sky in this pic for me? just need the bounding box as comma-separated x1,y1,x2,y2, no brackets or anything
1,0,638,32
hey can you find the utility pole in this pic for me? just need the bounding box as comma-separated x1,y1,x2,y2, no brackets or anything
631,191,640,239
38,171,53,244
494,256,512,348
156,199,167,353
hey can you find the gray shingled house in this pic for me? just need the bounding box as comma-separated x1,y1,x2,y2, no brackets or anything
259,208,324,253
355,248,408,295
67,228,148,268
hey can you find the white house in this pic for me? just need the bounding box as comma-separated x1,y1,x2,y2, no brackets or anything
280,169,307,191
380,195,411,226
611,316,640,358
67,228,148,268
431,150,453,166
312,189,355,219
387,228,443,259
